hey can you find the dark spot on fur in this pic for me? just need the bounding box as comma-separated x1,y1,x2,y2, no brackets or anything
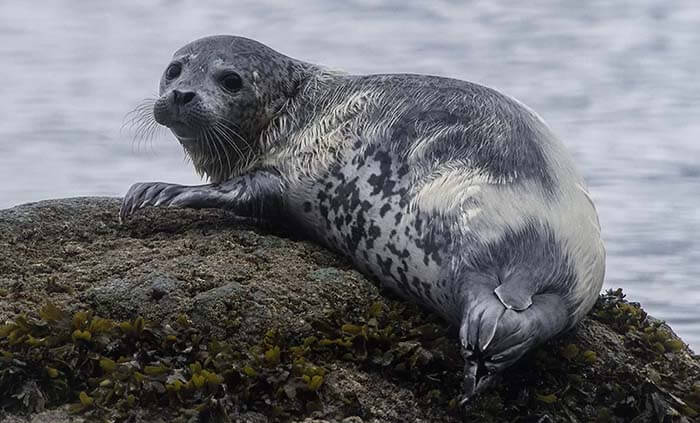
414,230,445,267
395,212,403,226
334,215,344,230
368,224,381,240
379,203,391,217
420,281,434,301
387,242,410,259
376,254,393,277
414,216,423,234
366,150,398,198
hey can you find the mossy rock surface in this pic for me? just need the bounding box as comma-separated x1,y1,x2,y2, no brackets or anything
0,198,698,423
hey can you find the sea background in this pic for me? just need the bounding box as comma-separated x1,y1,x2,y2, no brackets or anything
1,1,698,350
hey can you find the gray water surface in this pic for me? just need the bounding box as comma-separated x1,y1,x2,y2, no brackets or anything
1,1,698,349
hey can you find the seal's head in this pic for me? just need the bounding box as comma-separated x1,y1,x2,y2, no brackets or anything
152,35,311,181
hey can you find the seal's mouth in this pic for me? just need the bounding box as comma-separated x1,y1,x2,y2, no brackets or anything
169,121,200,141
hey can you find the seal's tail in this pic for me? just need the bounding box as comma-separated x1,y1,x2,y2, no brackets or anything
459,278,571,402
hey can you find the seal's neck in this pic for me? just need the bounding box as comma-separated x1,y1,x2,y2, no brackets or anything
258,67,346,152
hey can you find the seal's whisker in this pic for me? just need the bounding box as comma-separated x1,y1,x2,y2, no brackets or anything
216,116,254,153
122,98,163,154
214,122,245,159
201,129,216,180
123,98,155,118
214,121,257,176
131,119,156,153
182,145,193,166
147,121,163,153
201,128,216,168
205,128,226,182
216,119,256,171
212,114,242,129
211,125,234,179
137,120,162,154
122,98,157,129
128,114,152,138
212,122,238,155
209,128,226,180
199,129,214,179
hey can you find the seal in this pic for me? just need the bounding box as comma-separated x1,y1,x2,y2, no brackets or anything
120,35,606,400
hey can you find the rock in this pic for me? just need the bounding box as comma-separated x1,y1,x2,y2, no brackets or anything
0,408,80,423
0,198,698,423
189,281,244,337
82,274,191,322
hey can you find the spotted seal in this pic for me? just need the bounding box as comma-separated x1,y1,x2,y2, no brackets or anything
120,35,606,400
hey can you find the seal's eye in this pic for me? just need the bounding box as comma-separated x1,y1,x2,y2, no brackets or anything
166,63,182,80
220,72,243,92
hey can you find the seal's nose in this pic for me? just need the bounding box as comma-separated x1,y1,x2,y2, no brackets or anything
173,90,196,105
153,89,199,127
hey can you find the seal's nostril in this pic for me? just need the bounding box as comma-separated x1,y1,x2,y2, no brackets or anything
181,92,196,104
172,90,196,105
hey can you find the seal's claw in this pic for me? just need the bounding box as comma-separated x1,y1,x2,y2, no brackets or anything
120,182,185,222
460,359,478,404
460,353,502,404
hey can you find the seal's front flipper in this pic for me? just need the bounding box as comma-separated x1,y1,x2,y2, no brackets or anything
120,182,187,222
120,169,285,222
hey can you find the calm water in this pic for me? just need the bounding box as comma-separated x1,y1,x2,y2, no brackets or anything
1,1,698,349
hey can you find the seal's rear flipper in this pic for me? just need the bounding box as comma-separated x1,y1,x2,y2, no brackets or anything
494,282,532,311
459,289,571,401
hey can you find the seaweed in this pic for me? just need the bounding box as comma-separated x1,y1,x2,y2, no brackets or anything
0,300,462,421
1,289,698,422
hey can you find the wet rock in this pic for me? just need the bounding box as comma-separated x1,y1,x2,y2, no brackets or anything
189,281,244,336
82,273,191,322
0,198,698,423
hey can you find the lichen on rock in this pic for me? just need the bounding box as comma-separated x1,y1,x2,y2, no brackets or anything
0,198,698,423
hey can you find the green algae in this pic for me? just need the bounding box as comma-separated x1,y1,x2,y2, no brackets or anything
1,288,698,422
0,300,462,421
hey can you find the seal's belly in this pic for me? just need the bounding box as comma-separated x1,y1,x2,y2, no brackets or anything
294,149,461,319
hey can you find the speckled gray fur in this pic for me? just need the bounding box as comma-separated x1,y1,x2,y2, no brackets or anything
121,35,606,400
